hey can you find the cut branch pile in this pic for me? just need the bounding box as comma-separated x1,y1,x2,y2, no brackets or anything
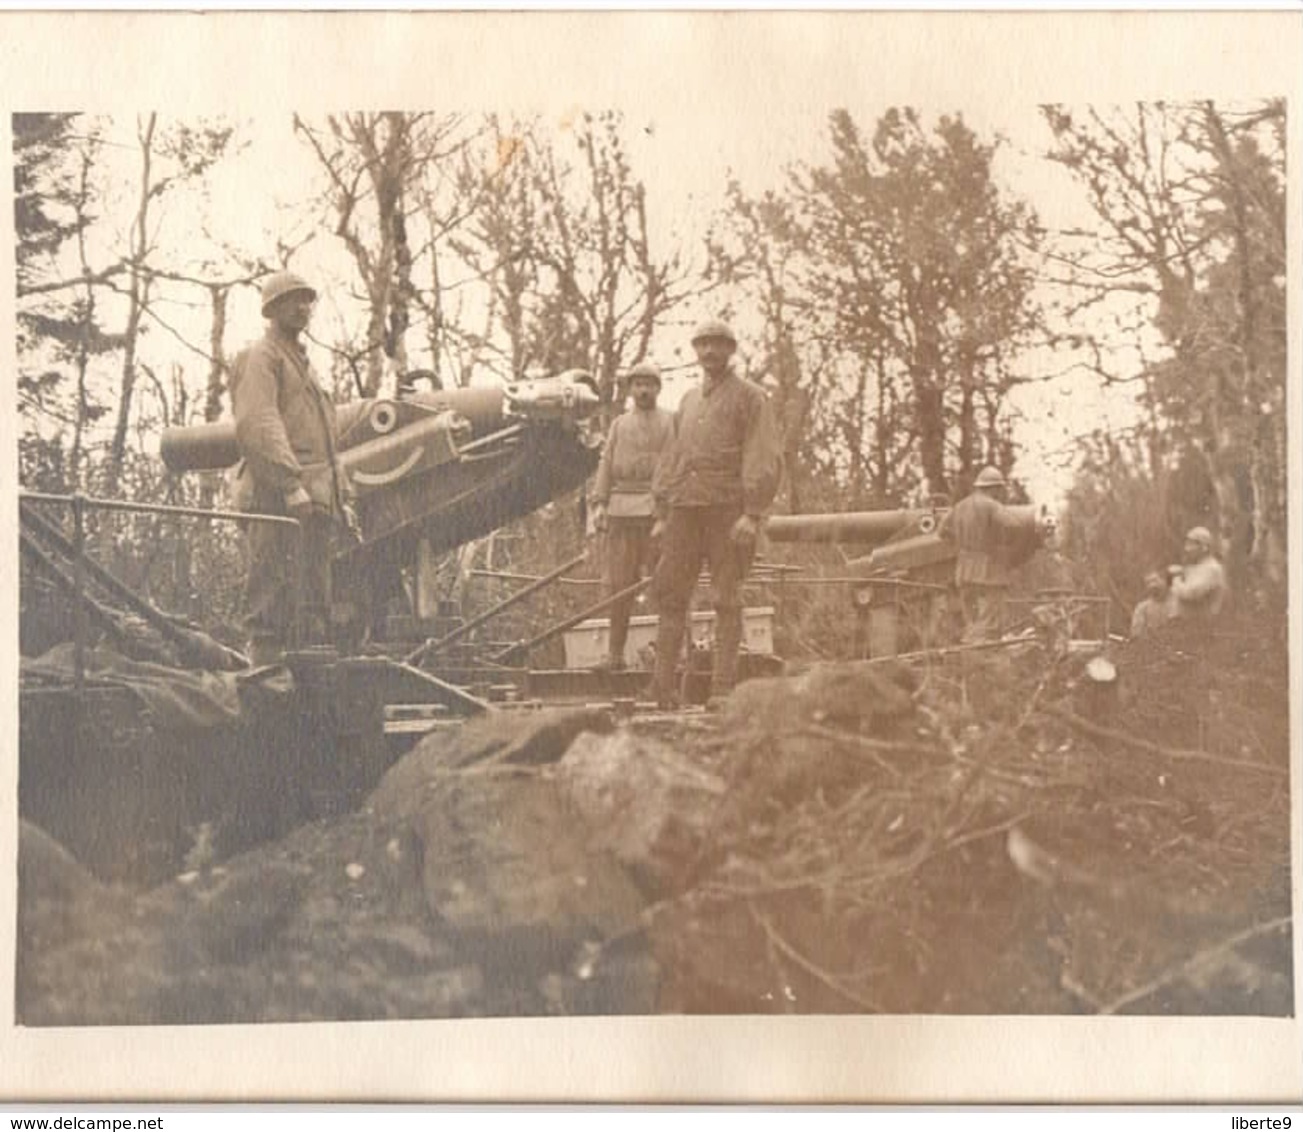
632,615,1291,1014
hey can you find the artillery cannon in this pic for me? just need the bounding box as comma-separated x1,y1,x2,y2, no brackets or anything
765,508,943,546
20,372,607,884
765,502,1050,656
161,371,603,638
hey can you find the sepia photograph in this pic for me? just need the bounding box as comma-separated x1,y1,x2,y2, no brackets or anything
2,9,1300,1104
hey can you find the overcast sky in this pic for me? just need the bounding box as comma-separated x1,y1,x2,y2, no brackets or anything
172,101,1145,502
69,90,1151,508
13,9,1300,524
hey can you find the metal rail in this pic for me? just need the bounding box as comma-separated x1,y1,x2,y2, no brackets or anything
20,529,132,649
20,490,299,527
490,576,654,666
20,490,303,690
406,551,589,666
21,500,246,668
472,569,603,587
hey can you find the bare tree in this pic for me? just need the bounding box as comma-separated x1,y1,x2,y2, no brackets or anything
104,115,238,478
526,111,691,411
707,109,1042,508
294,112,472,397
707,180,825,511
1044,99,1287,588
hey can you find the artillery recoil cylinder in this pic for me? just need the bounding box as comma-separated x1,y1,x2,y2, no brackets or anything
160,375,599,474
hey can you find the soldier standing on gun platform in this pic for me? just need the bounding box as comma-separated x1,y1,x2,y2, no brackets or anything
938,465,1041,643
589,362,674,672
649,320,781,708
230,270,350,666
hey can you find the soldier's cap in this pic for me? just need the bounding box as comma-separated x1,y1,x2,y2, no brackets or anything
1144,570,1166,588
1185,526,1214,548
261,270,317,317
626,362,662,388
690,318,737,347
974,465,1006,489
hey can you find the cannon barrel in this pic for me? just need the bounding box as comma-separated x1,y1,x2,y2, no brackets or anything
844,504,1044,574
160,387,509,474
765,509,941,546
160,375,598,474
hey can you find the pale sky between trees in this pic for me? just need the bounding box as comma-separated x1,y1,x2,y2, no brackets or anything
75,100,1145,508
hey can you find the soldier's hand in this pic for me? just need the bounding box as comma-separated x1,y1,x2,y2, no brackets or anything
650,517,667,543
1167,564,1184,579
730,514,759,546
591,503,608,535
285,487,314,526
341,501,363,543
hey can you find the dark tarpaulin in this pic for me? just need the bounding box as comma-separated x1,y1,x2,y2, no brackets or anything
20,643,293,731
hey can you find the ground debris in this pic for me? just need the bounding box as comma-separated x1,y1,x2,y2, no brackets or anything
17,613,1292,1021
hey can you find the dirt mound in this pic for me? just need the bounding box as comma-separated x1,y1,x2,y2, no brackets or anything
639,618,1292,1014
17,612,1293,1022
17,711,656,1025
1111,613,1291,767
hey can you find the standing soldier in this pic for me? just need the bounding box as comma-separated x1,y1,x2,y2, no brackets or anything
649,320,782,708
230,270,350,665
1168,526,1228,623
589,362,674,672
938,465,1043,643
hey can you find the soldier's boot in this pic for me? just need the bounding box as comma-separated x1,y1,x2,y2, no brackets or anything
650,607,687,709
604,607,632,672
710,605,743,704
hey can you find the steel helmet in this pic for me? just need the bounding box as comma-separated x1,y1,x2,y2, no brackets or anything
1185,525,1214,548
260,271,317,317
626,362,662,389
690,319,737,347
974,465,1006,489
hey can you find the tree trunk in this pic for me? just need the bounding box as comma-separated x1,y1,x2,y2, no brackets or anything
72,151,95,492
425,243,444,391
363,297,388,397
110,111,157,479
390,204,415,396
849,360,868,507
957,382,976,479
197,285,230,513
1201,100,1283,590
204,286,228,423
914,378,947,497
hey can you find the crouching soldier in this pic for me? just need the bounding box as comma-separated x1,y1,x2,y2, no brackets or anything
1130,570,1175,639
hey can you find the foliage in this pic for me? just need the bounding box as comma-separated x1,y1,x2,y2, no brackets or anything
710,107,1045,509
294,112,474,396
13,101,1289,650
449,111,697,421
14,112,121,484
1045,100,1287,596
1058,428,1212,620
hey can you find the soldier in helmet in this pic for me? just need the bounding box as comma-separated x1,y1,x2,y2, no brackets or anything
230,270,350,665
1167,525,1228,623
588,361,675,672
649,319,782,708
1130,570,1175,639
938,465,1041,643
